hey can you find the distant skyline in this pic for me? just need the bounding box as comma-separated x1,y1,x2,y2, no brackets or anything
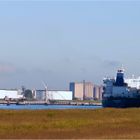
0,1,140,89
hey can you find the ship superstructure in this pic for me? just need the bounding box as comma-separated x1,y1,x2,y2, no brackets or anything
125,77,140,89
102,69,140,107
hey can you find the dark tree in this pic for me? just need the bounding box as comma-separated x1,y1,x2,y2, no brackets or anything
24,89,33,100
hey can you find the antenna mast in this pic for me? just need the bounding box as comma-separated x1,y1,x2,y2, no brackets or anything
42,81,49,104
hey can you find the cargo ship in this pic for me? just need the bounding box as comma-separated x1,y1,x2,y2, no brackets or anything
102,69,140,108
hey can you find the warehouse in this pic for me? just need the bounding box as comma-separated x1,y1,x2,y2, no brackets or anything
34,90,73,101
0,89,23,100
48,91,72,100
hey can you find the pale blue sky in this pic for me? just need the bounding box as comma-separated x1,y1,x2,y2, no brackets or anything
0,1,140,89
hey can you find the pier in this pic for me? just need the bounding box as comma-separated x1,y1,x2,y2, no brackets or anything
0,100,102,106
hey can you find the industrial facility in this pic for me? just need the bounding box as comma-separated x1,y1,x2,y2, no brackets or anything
33,90,73,101
0,89,23,100
70,82,103,100
0,81,102,102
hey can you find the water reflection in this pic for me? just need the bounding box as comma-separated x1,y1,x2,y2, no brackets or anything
0,104,102,110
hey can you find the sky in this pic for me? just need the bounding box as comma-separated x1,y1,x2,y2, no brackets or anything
0,1,140,90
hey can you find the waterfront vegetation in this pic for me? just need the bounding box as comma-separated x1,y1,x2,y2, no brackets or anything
0,108,140,139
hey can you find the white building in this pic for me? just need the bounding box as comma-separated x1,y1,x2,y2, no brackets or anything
0,89,23,99
34,90,73,101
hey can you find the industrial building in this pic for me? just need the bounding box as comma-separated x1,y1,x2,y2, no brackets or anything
33,90,73,101
84,82,94,100
93,85,103,100
70,82,84,100
70,82,103,100
70,82,94,100
0,89,23,100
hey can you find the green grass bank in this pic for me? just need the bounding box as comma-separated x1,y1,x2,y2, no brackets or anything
0,108,140,139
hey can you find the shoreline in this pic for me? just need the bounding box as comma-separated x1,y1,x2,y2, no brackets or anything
0,100,102,106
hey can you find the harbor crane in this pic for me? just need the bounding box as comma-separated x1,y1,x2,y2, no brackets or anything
42,81,50,104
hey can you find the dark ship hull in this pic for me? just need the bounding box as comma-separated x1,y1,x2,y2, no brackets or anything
102,97,140,108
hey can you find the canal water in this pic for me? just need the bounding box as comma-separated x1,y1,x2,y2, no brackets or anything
0,104,102,110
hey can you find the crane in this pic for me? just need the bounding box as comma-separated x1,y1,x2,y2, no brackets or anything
42,81,50,104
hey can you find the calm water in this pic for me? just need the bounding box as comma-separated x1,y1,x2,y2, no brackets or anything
0,104,102,110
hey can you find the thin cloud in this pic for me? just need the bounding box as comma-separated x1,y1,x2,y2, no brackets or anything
0,63,16,73
103,60,121,68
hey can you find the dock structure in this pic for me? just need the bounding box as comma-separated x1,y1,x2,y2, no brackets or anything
0,100,102,106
